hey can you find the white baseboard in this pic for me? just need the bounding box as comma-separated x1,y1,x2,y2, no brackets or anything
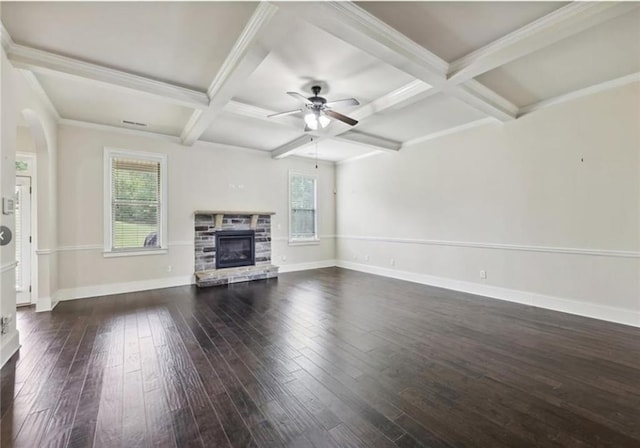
57,275,195,302
45,261,339,304
278,259,337,273
0,330,20,368
36,295,60,312
337,260,640,328
36,297,51,312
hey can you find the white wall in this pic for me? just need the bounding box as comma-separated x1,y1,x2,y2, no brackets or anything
336,83,640,327
56,124,336,298
1,47,59,366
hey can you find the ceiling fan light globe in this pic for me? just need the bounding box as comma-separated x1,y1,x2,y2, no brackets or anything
318,115,330,128
304,113,319,130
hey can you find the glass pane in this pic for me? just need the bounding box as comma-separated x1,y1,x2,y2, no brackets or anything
111,156,161,250
113,203,159,249
291,175,315,209
291,174,316,239
291,209,315,239
15,185,22,290
112,158,159,202
15,160,29,172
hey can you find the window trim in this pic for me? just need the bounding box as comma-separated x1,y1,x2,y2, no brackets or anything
103,147,168,257
288,170,319,245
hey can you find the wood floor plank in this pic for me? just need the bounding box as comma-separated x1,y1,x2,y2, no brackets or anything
1,268,639,448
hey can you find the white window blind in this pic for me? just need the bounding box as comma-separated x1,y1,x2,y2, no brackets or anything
110,156,161,250
290,173,317,240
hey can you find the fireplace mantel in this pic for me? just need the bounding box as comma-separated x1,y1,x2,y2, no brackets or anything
194,210,275,216
194,211,275,231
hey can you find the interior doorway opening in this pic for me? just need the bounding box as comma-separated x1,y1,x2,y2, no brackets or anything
15,150,36,307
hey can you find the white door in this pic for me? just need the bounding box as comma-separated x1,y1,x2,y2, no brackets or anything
15,176,32,306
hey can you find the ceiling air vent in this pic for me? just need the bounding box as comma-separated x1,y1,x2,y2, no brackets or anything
122,120,147,127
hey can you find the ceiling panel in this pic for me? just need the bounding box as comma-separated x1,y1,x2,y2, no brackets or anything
2,1,258,91
37,74,192,136
356,1,567,62
355,93,486,142
477,8,640,107
233,19,414,113
289,138,377,162
201,112,302,151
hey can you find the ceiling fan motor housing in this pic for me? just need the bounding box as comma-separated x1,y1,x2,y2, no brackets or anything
308,85,327,107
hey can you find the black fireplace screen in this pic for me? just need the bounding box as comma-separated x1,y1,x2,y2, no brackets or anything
215,230,255,269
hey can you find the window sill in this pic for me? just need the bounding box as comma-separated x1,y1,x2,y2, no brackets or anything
103,248,168,258
288,239,320,246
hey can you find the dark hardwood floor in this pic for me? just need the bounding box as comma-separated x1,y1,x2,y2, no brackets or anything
1,267,639,448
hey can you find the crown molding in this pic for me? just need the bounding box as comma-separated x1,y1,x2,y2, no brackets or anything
449,2,640,83
518,72,640,117
59,118,183,143
6,42,209,110
180,2,280,145
457,80,519,119
402,117,497,149
0,23,14,52
58,117,271,156
19,70,61,120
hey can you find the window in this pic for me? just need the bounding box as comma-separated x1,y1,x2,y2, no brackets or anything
104,148,167,256
289,172,318,243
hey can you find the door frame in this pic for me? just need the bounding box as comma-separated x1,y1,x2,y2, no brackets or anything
15,176,32,306
15,152,37,305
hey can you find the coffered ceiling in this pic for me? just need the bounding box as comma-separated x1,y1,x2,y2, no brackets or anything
2,1,639,162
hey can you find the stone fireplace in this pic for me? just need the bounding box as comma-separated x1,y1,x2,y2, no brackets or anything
194,211,278,287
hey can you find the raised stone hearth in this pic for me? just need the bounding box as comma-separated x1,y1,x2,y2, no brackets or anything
194,211,278,287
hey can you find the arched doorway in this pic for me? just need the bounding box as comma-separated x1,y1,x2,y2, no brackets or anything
18,109,53,311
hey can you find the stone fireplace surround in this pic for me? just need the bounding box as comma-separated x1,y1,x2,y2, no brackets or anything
194,211,278,287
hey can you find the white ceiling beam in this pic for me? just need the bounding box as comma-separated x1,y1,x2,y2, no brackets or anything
280,2,447,86
223,100,302,131
454,79,519,119
180,2,281,145
335,131,401,152
5,41,210,110
279,1,517,123
271,135,315,159
350,80,435,119
448,2,640,83
272,80,432,159
518,72,640,117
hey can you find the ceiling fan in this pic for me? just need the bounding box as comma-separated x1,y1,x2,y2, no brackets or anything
268,85,360,131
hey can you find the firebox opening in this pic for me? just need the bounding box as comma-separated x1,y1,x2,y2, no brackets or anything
215,230,255,269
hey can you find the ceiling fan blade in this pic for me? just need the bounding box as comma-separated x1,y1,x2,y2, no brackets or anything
287,92,313,104
267,109,303,118
325,98,360,108
324,109,358,126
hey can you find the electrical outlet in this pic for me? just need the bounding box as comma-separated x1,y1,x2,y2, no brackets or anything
167,265,172,273
480,270,487,279
364,255,370,261
390,258,395,266
281,255,287,261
